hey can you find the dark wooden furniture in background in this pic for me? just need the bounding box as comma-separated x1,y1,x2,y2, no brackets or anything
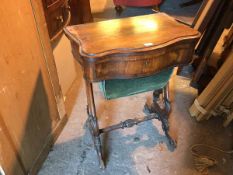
41,0,93,42
64,13,200,168
41,0,71,41
190,0,233,92
69,0,93,25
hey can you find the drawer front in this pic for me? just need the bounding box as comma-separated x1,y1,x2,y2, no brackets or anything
83,40,196,81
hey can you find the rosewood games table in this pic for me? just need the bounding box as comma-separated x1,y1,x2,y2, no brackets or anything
64,13,200,168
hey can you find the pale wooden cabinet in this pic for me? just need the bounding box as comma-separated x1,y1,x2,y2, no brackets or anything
0,0,66,174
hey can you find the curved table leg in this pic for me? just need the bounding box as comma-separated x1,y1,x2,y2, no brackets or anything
85,81,105,169
144,83,176,148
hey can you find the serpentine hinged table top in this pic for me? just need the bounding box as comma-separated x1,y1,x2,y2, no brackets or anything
64,13,200,57
64,13,200,81
64,13,200,169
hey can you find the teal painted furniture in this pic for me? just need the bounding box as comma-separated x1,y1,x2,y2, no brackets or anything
100,68,174,100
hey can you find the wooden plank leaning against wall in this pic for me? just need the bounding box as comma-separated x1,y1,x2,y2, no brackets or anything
189,51,233,125
0,0,67,174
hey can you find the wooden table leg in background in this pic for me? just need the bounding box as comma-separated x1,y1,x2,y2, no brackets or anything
180,0,203,7
85,80,105,169
69,0,93,25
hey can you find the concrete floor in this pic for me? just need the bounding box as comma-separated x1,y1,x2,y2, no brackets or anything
38,1,233,175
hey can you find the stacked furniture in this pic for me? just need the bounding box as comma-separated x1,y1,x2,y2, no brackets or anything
189,36,233,126
190,0,233,91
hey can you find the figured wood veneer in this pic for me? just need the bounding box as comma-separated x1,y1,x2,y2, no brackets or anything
64,13,200,81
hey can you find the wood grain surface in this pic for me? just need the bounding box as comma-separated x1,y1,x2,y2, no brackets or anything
65,13,200,58
65,13,200,81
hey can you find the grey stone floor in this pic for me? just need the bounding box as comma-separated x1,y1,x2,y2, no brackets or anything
39,1,233,174
38,65,233,175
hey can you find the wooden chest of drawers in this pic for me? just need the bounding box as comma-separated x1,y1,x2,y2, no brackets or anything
42,0,70,41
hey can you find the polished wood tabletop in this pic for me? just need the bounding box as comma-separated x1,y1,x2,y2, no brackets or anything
64,13,200,58
64,13,200,81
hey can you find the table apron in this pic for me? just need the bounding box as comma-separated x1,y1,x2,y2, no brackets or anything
82,41,196,81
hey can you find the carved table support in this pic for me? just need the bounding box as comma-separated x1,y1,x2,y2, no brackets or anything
144,84,176,148
85,82,176,168
85,81,104,169
99,113,159,134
